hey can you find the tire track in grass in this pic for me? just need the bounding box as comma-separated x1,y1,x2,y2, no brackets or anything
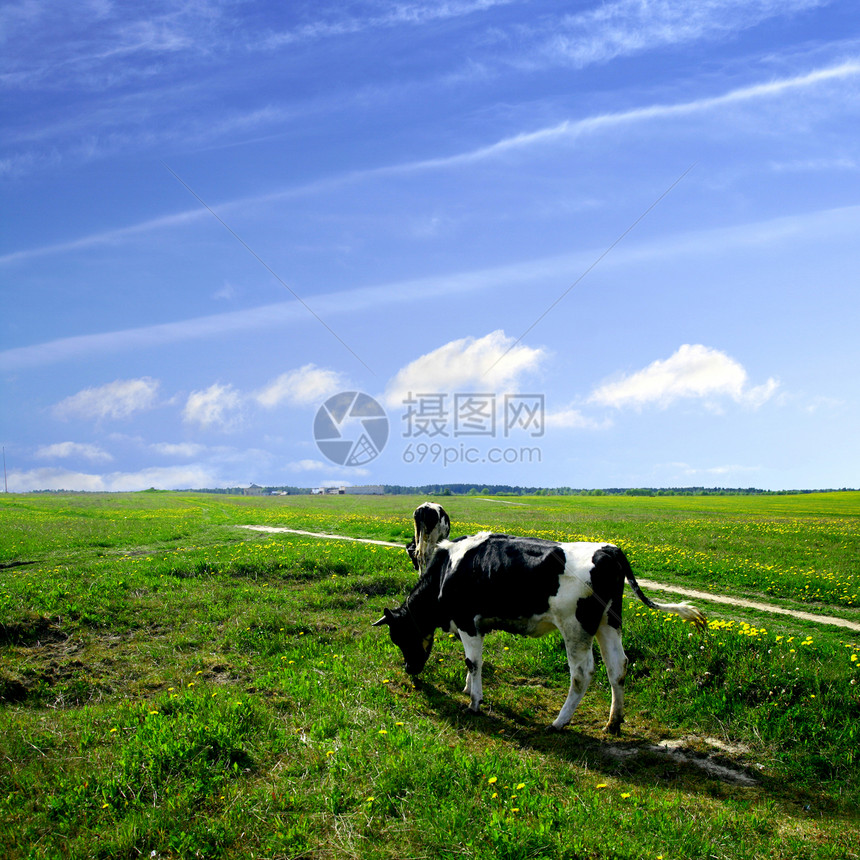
239,526,860,632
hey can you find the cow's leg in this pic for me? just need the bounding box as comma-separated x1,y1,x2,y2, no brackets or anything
550,628,595,730
458,632,484,712
595,624,628,735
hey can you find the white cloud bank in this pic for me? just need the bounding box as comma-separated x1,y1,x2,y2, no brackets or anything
53,377,160,421
384,330,544,407
8,465,216,493
589,344,778,410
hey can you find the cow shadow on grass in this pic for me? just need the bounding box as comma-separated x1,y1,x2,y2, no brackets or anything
411,675,836,818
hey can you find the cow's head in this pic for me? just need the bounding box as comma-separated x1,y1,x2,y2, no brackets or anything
410,502,451,574
373,607,435,675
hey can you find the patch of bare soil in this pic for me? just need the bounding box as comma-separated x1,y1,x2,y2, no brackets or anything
604,734,759,785
0,614,67,647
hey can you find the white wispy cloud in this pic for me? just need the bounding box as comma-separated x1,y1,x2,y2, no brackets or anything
261,1,516,49
588,344,778,410
536,0,830,69
397,59,860,173
255,365,346,408
2,1,514,177
383,330,544,407
285,459,336,472
182,383,242,430
34,441,113,462
769,156,858,172
283,460,371,480
0,254,553,368
5,56,857,265
0,299,315,369
5,201,859,371
0,206,209,266
545,407,612,431
1,1,224,91
150,442,207,457
659,461,763,480
52,377,161,421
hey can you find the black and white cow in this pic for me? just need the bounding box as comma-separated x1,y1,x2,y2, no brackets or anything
405,502,451,575
375,531,705,733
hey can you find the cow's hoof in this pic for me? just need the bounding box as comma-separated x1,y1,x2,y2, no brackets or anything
603,722,622,736
545,723,564,733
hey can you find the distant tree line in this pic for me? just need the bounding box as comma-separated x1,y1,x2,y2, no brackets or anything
26,485,857,496
378,485,857,497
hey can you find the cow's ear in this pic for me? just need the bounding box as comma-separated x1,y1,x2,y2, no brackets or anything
372,608,393,627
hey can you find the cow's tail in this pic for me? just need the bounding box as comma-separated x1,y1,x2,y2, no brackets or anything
616,547,707,629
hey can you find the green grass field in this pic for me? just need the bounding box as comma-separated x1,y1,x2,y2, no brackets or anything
1,491,858,859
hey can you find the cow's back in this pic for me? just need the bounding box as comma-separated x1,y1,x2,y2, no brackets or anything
434,534,565,634
430,535,625,637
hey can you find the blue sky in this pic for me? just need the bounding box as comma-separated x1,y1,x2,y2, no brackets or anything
2,0,859,492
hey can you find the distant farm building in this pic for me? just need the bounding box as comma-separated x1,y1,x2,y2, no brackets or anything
313,485,384,496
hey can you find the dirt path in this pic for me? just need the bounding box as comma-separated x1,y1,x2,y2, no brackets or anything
634,578,860,632
242,525,405,548
240,525,860,633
